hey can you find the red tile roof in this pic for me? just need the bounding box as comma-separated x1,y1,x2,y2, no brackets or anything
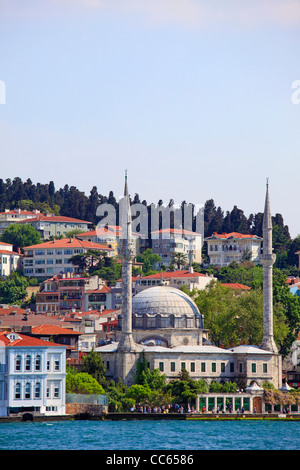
23,238,113,251
151,228,202,236
85,286,111,294
18,214,91,224
205,232,262,240
0,331,65,347
31,325,81,335
221,283,251,290
142,270,206,279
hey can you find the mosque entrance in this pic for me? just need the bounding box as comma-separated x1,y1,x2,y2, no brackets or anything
253,396,262,413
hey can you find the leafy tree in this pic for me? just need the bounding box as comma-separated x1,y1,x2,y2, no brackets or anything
0,272,29,304
1,224,41,251
66,371,105,395
136,249,161,274
82,348,108,387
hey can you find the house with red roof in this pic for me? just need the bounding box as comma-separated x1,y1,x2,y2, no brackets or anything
23,238,113,279
0,208,42,234
0,241,21,276
0,330,66,417
17,213,92,240
151,228,203,267
205,232,263,266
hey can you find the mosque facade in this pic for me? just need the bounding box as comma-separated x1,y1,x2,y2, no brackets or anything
95,178,282,390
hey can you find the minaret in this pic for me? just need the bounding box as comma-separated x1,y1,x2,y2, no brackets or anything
118,171,136,351
261,180,278,353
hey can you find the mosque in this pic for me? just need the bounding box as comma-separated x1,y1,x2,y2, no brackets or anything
96,177,282,390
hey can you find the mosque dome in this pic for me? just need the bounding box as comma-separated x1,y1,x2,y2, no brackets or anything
131,286,203,330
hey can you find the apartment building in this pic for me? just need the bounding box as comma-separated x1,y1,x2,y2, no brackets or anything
0,209,42,234
205,232,262,266
135,268,216,293
151,228,202,267
22,237,113,279
18,214,91,240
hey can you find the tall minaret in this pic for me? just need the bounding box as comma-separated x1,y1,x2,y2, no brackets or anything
261,180,278,353
117,171,136,357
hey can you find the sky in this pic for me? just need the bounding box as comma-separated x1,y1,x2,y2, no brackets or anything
0,0,300,237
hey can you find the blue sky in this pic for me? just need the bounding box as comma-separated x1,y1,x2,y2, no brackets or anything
1,0,300,236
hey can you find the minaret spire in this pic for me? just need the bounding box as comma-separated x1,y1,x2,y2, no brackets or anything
118,171,136,353
261,179,278,353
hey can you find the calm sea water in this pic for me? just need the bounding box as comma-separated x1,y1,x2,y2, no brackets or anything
0,419,300,451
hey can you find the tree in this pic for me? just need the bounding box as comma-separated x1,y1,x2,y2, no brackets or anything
82,348,108,387
0,272,29,305
66,371,105,395
170,252,188,270
136,249,161,274
1,224,41,251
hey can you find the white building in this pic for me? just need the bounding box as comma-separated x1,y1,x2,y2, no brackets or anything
17,214,92,240
205,232,262,266
22,237,113,279
0,209,41,234
151,228,202,267
0,331,66,417
0,242,21,277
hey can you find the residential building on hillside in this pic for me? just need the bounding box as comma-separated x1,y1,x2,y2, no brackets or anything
205,232,263,266
36,274,110,314
0,209,42,234
17,214,92,240
134,268,216,293
77,225,142,257
0,331,66,417
22,238,113,279
151,228,202,267
0,242,21,276
84,285,112,311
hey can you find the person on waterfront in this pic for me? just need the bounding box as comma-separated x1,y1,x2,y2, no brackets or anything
202,406,206,413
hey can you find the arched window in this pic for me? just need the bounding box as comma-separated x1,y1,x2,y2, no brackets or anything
25,382,31,399
25,355,31,371
35,382,41,398
15,355,21,371
15,382,21,399
35,355,41,371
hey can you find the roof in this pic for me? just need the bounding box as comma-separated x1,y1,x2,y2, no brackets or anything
0,330,66,347
205,232,262,240
31,325,81,336
151,228,202,236
18,214,91,224
0,249,20,256
95,343,232,354
23,238,113,251
0,210,41,216
141,270,207,279
221,283,251,290
85,286,111,294
228,345,273,355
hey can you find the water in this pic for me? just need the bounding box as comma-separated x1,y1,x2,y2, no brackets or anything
0,419,300,450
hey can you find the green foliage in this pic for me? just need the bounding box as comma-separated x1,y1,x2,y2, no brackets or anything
1,223,41,250
81,348,108,387
66,372,105,394
136,249,161,274
0,272,29,305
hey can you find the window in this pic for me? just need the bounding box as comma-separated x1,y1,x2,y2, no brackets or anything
230,362,234,373
159,362,164,372
190,362,195,372
15,355,21,371
181,362,186,371
47,360,50,371
212,362,216,373
221,362,225,372
54,384,60,398
35,382,41,398
56,259,63,264
201,362,206,372
170,362,175,372
54,359,60,371
25,382,31,399
252,363,256,373
25,355,31,371
263,363,268,373
35,250,45,256
239,363,243,373
106,361,110,371
15,382,21,399
35,355,41,371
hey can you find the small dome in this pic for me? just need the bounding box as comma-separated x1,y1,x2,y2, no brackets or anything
131,286,203,330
